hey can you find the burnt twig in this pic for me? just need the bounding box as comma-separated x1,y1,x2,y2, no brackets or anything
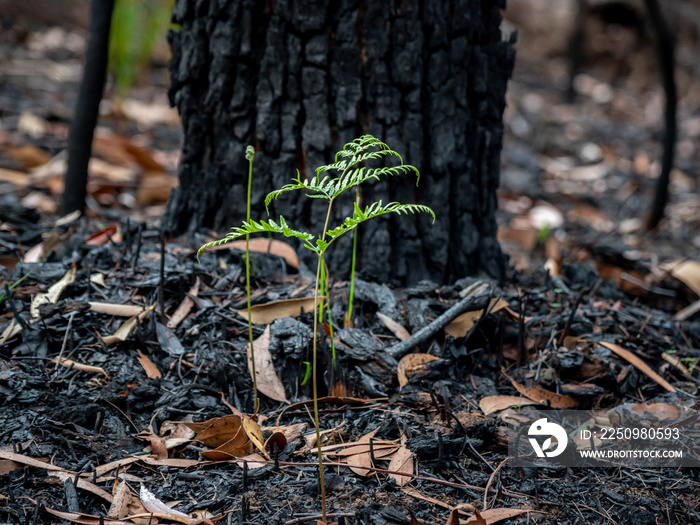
387,285,492,360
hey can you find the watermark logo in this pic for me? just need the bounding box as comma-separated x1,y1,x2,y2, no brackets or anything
509,409,699,467
527,418,568,458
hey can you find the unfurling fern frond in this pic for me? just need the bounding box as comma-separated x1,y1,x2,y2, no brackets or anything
264,174,335,210
264,135,419,208
330,164,420,196
324,200,435,245
334,135,391,161
196,217,318,261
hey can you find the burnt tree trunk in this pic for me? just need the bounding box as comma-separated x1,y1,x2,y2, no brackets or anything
165,0,515,285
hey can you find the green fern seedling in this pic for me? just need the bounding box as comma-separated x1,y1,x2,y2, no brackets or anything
197,134,435,521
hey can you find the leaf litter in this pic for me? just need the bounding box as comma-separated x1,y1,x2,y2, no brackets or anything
3,4,700,524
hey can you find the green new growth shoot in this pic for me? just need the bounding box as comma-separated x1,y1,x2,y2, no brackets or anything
197,135,435,521
300,361,311,386
0,270,33,305
245,146,259,413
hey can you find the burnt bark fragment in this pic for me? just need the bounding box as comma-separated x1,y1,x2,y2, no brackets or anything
165,0,515,285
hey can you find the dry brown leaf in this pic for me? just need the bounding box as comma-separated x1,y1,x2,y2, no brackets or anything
446,508,464,525
48,471,114,503
402,486,453,511
94,457,141,479
51,357,108,378
397,353,441,388
0,451,64,472
264,432,288,453
89,302,149,317
597,341,676,392
136,349,162,379
479,395,537,415
30,261,76,317
627,402,680,423
186,414,247,448
376,312,411,341
230,453,268,469
263,423,307,448
466,508,532,524
337,428,380,476
210,238,299,269
387,440,414,486
503,372,579,409
665,260,700,296
242,417,269,458
0,459,22,476
43,507,133,525
167,277,200,328
330,442,398,457
136,173,178,205
106,481,131,519
247,326,289,403
140,457,199,468
3,144,50,169
0,319,22,345
445,298,509,338
236,296,319,324
191,415,253,460
0,167,30,185
99,303,156,346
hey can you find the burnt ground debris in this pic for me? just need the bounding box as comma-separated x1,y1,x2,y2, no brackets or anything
3,2,700,525
1,215,700,524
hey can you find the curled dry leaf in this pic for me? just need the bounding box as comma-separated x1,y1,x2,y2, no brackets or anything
48,471,114,503
388,438,414,487
209,238,299,268
242,417,269,458
51,357,108,378
445,298,509,338
503,371,579,409
23,230,72,263
264,432,288,452
664,260,700,296
467,508,532,524
106,481,131,519
247,326,289,403
43,506,133,525
167,276,200,328
479,395,537,415
30,261,76,317
597,341,676,392
88,302,149,317
136,349,162,379
99,303,156,346
236,296,320,324
376,312,411,341
397,353,441,388
185,414,253,460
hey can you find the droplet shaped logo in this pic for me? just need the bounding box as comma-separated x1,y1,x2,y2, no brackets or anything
528,418,568,458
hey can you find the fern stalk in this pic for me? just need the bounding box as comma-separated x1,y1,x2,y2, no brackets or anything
245,146,259,413
345,189,360,328
312,197,336,520
197,135,435,523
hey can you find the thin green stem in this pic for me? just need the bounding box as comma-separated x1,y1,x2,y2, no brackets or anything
312,197,335,522
245,147,258,414
345,189,360,327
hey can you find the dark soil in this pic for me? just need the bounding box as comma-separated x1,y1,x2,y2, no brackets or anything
2,2,700,525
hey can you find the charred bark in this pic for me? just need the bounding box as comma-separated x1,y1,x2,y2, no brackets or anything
165,0,515,285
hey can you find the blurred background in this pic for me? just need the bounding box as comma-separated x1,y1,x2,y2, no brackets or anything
2,0,700,275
